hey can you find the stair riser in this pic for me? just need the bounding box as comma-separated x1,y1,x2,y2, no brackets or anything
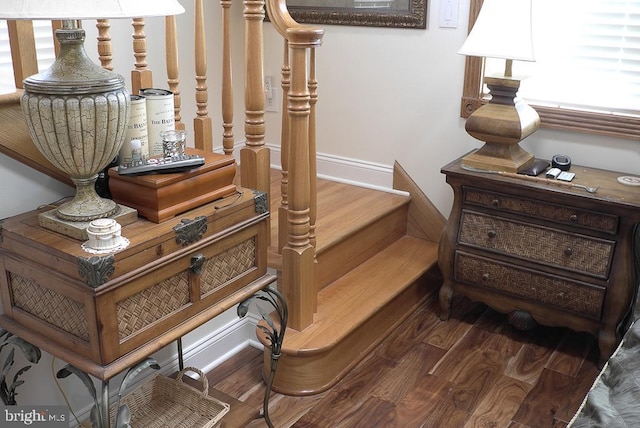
316,205,408,290
261,270,439,396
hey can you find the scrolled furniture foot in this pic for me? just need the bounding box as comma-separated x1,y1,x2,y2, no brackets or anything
237,285,288,428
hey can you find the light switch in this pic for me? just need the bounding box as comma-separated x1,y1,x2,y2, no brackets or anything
439,0,459,28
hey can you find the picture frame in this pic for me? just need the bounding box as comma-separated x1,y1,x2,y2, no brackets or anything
285,0,427,29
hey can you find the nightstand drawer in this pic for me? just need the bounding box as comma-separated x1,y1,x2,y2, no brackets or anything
459,211,615,278
464,188,619,234
454,252,605,319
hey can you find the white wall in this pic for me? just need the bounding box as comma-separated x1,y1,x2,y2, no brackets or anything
259,1,640,219
2,0,640,422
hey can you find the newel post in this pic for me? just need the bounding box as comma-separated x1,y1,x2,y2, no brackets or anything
281,27,323,330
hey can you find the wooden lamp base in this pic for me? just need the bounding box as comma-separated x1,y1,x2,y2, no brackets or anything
463,76,540,173
462,143,534,173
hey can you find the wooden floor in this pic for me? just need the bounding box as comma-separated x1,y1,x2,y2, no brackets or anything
206,291,601,428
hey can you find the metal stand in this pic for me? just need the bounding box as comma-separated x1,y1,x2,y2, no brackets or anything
237,285,288,428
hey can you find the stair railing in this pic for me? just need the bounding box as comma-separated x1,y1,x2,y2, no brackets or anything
266,0,324,330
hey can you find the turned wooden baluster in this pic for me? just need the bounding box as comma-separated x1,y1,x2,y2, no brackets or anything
278,41,291,253
131,18,153,96
308,48,318,252
221,0,235,156
194,0,212,152
165,15,183,131
164,16,184,129
241,0,270,195
96,19,113,71
7,20,38,89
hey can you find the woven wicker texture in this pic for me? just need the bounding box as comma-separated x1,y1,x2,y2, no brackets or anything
456,252,604,318
81,367,229,428
117,272,190,339
464,188,619,233
200,238,256,296
459,211,614,278
10,274,89,341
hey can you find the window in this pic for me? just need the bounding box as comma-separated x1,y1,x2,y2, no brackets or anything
462,0,640,140
0,20,56,95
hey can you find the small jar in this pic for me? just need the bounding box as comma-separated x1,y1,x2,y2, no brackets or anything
86,219,123,251
160,129,187,158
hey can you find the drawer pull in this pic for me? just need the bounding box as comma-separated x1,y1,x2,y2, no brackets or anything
482,273,490,281
557,292,565,298
491,199,500,207
487,230,497,239
190,253,205,275
564,247,573,257
569,214,578,223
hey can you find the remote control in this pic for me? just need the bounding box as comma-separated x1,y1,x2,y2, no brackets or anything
117,155,205,176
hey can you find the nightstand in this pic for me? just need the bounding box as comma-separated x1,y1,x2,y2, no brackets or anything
438,156,640,364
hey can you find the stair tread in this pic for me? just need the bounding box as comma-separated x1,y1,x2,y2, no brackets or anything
282,235,439,352
270,171,410,253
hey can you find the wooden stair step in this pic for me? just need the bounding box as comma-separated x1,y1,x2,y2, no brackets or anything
268,235,440,395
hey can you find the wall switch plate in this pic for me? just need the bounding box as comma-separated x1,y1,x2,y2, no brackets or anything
439,0,459,28
264,76,278,112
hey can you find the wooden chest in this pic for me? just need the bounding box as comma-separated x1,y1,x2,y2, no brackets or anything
0,188,270,380
439,156,640,365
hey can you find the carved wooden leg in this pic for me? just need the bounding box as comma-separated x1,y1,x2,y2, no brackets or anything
439,283,454,321
598,328,618,368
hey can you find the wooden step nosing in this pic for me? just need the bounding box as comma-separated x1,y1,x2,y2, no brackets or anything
280,238,439,355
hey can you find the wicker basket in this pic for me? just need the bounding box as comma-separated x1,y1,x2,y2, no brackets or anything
82,367,230,428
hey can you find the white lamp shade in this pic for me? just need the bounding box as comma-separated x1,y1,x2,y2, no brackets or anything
458,0,534,62
0,0,185,20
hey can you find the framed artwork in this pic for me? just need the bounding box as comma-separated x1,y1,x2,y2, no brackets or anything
285,0,427,29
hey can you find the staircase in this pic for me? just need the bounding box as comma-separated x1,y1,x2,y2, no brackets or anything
263,162,445,395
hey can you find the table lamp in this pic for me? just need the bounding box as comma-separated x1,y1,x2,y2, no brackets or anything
458,0,539,173
0,0,185,225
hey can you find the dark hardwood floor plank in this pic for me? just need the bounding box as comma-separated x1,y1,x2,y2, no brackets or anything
394,373,464,427
512,352,600,427
203,295,599,428
205,344,263,385
329,396,397,428
465,374,531,427
504,327,566,384
423,296,487,350
372,343,445,403
546,331,595,376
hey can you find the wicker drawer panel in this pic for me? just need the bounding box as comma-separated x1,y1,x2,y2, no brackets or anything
464,188,618,234
459,211,614,278
455,252,604,319
10,274,89,341
117,271,190,340
200,237,256,296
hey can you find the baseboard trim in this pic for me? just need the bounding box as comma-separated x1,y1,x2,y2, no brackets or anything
219,141,398,194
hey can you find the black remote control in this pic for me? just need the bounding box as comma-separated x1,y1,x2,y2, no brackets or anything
117,155,205,176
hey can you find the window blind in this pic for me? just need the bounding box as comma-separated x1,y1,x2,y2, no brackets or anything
0,20,56,95
484,0,640,117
